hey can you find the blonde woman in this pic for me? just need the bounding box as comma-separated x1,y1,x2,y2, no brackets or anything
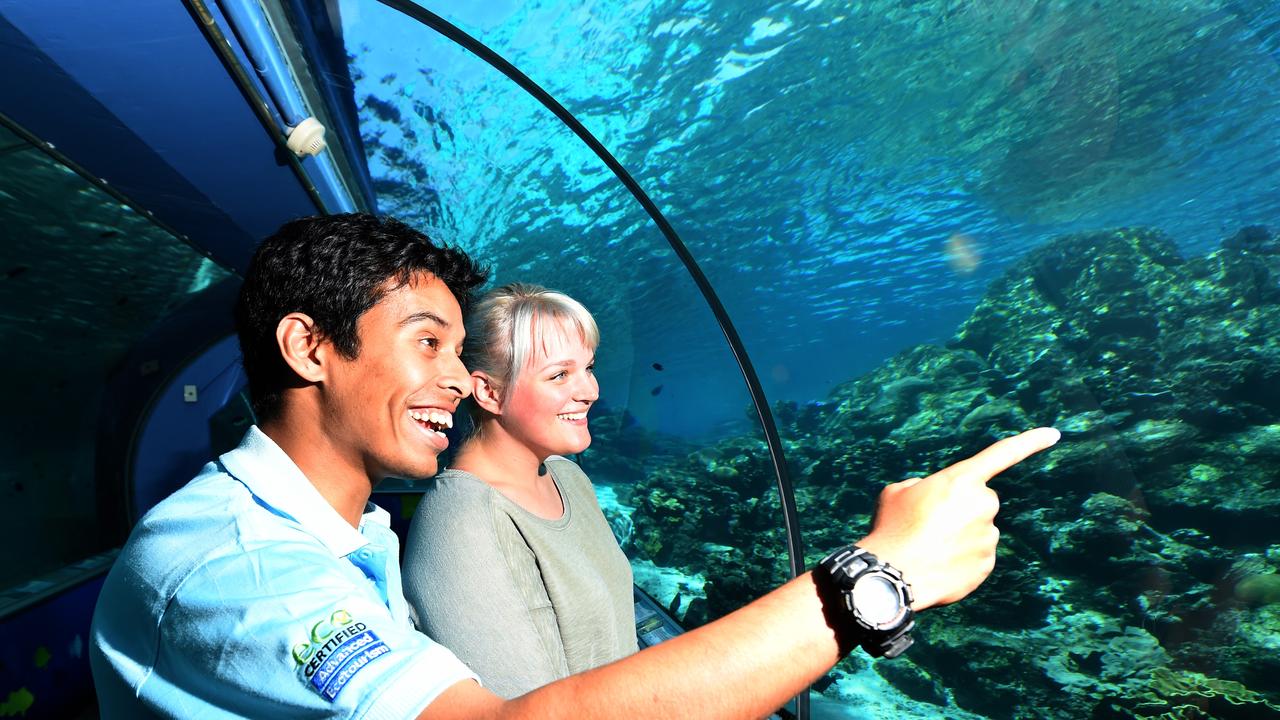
403,283,635,698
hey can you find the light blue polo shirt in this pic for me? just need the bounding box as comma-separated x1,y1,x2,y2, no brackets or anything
90,426,477,719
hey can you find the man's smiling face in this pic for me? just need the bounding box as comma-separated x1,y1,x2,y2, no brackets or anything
322,272,470,484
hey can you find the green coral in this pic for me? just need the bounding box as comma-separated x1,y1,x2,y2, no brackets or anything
646,488,684,512
625,225,1280,716
637,535,664,559
1234,574,1280,607
1103,667,1280,719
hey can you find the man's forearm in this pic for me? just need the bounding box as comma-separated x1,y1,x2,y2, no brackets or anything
502,571,837,720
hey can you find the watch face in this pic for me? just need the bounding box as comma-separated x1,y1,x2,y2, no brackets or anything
852,573,904,627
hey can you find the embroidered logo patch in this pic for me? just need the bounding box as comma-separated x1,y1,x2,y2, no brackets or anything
292,609,389,701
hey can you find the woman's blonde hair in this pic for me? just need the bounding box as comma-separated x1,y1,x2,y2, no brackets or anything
465,282,599,400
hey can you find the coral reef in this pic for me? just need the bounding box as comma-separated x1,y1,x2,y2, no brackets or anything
1094,667,1280,719
624,226,1280,717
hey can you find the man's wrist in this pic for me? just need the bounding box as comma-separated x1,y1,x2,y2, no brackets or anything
812,562,859,657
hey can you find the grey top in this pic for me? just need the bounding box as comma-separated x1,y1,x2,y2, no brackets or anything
404,455,637,698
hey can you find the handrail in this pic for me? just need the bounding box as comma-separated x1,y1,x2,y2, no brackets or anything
0,549,117,621
371,3,809,715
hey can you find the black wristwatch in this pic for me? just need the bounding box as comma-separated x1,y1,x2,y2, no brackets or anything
814,544,915,659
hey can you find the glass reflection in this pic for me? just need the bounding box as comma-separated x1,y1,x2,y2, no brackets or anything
0,125,230,595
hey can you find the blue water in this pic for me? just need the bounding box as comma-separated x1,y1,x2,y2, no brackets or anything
340,0,1280,439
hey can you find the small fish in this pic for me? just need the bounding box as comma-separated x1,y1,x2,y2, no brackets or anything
6,265,28,279
99,230,120,239
650,385,663,396
813,674,838,693
652,362,664,371
116,295,130,306
667,592,682,615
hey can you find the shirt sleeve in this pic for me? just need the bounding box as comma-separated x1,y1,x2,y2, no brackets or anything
144,539,475,719
404,482,570,699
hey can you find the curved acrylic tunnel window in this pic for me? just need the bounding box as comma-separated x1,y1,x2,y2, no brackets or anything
0,120,231,607
353,2,1280,712
338,0,793,630
378,2,1280,712
348,2,1280,718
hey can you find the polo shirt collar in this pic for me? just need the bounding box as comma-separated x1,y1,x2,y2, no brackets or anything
219,426,376,558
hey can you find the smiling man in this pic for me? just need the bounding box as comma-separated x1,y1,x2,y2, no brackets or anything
91,214,488,718
90,213,1060,719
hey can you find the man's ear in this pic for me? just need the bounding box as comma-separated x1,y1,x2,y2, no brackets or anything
276,313,328,383
470,372,503,415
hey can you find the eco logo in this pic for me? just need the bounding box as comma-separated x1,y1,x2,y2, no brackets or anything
292,609,356,665
292,609,389,702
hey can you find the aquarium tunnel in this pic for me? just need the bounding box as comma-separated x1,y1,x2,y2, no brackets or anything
2,0,1279,718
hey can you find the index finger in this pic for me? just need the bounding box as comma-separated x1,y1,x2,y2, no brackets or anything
938,427,1061,485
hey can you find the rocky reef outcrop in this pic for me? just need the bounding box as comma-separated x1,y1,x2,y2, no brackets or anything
622,226,1280,719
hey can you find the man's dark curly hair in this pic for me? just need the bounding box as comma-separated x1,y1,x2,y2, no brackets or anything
234,213,488,423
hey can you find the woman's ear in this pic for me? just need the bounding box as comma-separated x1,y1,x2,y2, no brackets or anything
470,372,503,414
276,312,327,383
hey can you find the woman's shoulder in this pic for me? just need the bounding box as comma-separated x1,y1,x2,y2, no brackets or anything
544,456,596,496
544,455,588,478
544,455,584,469
429,467,489,492
406,469,531,568
413,468,501,524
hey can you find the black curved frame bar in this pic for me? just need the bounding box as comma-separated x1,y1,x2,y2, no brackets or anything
372,0,806,574
368,9,810,713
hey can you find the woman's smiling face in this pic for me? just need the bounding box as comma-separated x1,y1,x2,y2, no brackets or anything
497,317,599,460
